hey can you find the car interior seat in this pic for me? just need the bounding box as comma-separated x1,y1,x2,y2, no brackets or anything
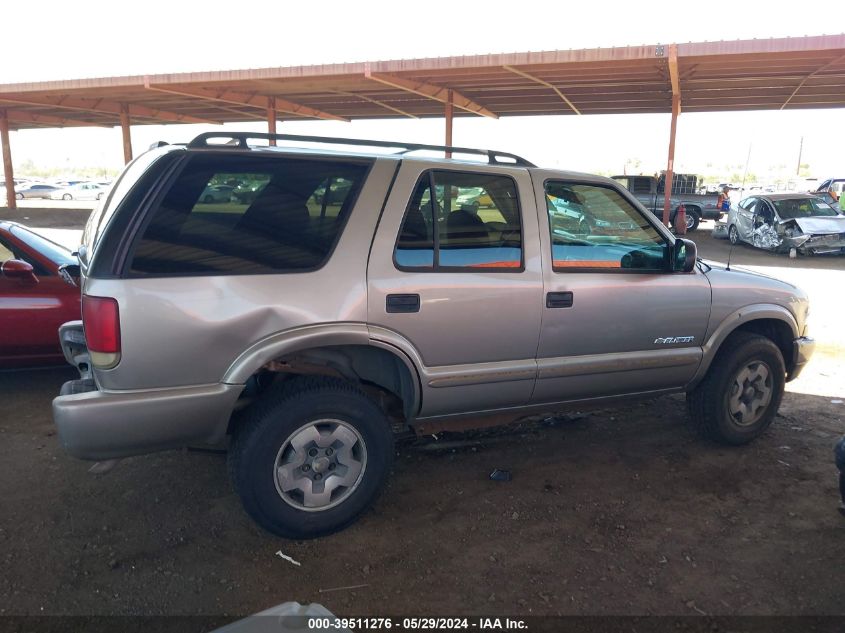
445,208,489,244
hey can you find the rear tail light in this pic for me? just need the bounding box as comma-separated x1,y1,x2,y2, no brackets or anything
82,295,121,368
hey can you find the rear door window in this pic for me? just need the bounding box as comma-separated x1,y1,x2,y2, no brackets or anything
128,154,370,276
394,170,522,271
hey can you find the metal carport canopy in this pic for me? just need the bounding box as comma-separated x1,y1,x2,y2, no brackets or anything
1,33,844,213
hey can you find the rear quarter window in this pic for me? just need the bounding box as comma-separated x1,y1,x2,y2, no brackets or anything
127,154,370,276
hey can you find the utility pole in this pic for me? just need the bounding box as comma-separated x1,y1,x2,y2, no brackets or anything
796,136,803,176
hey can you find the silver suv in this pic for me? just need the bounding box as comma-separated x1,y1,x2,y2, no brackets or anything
53,133,815,538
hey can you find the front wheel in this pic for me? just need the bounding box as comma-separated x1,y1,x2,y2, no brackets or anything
16,192,23,199
687,331,785,445
62,194,72,201
229,377,394,539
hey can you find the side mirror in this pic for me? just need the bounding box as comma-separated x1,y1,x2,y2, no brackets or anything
672,238,697,273
58,263,81,287
1,259,39,284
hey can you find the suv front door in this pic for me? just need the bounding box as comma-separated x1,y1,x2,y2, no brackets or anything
529,174,711,404
367,161,543,418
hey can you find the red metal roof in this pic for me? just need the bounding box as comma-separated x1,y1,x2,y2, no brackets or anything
1,34,843,130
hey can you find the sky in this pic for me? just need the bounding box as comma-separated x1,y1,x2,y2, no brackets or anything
1,0,843,183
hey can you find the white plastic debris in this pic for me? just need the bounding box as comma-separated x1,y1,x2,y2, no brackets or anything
711,223,729,240
275,550,301,567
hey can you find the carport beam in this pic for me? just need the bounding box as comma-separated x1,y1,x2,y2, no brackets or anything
0,110,15,210
267,97,277,146
662,44,681,227
120,104,133,164
445,89,453,158
662,94,680,227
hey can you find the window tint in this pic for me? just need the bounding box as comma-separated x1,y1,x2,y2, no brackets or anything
129,154,369,275
10,225,74,268
0,233,50,276
0,238,15,262
545,181,668,272
395,171,522,271
631,177,652,194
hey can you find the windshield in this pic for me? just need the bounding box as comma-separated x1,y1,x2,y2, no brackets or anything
772,197,839,220
10,225,75,266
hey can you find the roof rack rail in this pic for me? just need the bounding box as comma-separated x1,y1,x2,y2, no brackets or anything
187,132,535,168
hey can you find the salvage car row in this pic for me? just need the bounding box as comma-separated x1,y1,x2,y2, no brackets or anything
3,180,112,201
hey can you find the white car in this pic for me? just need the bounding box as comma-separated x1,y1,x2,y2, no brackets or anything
49,183,107,201
727,193,845,255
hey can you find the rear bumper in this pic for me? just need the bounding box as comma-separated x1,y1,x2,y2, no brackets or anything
53,381,243,460
787,336,815,382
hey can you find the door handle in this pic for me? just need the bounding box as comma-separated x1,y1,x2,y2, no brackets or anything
546,291,574,309
386,294,420,313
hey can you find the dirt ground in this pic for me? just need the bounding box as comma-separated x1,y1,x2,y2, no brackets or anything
1,211,844,621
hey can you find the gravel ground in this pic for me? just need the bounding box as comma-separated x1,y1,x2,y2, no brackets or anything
1,212,843,622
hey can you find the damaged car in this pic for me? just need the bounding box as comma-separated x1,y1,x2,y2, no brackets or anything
727,194,845,255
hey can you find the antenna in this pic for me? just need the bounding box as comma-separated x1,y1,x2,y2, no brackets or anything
726,235,734,271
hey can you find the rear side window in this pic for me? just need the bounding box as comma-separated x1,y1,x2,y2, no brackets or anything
631,177,652,194
129,154,369,275
394,170,522,271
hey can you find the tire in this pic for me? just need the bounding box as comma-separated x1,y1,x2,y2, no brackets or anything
728,224,740,245
16,192,23,199
229,376,394,539
62,194,72,201
203,195,213,203
686,211,700,232
687,331,785,445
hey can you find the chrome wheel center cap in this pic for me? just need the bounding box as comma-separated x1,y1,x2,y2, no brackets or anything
312,456,331,474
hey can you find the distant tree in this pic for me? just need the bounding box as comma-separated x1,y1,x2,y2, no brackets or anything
623,157,641,175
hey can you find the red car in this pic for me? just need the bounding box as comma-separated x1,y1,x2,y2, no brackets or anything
0,222,81,368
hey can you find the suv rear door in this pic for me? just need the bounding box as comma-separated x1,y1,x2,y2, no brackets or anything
529,172,711,404
367,160,543,417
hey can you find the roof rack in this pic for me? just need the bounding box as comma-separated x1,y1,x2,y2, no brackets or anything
186,132,535,168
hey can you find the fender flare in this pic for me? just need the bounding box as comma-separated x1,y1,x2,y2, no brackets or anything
222,322,423,417
688,303,799,387
223,323,370,384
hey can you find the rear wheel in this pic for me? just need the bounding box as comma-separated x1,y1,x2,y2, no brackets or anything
686,211,700,232
16,192,23,199
728,224,740,245
62,193,72,201
229,377,394,538
687,332,785,445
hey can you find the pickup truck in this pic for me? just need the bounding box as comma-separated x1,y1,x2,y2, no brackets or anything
612,174,723,232
52,133,814,539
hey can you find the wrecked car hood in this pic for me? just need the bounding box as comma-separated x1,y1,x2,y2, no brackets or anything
791,216,845,234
